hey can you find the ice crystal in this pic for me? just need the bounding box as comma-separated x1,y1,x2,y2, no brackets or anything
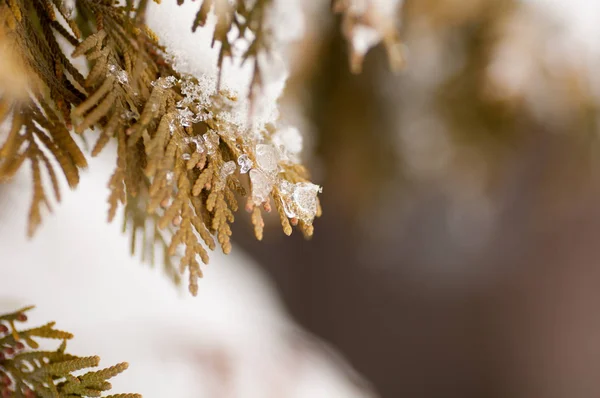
178,75,214,108
255,144,279,174
152,75,177,89
121,110,136,121
108,64,129,85
187,136,205,153
237,154,253,174
215,161,236,190
166,171,174,183
176,107,195,127
250,169,273,205
203,131,220,155
221,161,236,177
278,181,322,223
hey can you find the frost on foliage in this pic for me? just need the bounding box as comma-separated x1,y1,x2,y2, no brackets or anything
125,26,321,295
0,0,326,296
334,0,406,73
279,180,322,224
108,64,129,85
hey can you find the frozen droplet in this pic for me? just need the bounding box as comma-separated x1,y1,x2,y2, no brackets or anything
216,161,237,190
116,70,129,85
166,171,174,183
121,110,135,121
152,75,177,89
277,179,297,218
177,108,194,127
108,64,129,85
222,161,236,177
203,131,219,155
237,154,253,174
182,153,191,161
190,136,205,153
277,180,322,223
255,144,279,174
292,182,321,222
250,169,273,205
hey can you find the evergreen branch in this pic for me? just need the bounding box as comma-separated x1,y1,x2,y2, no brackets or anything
0,307,140,398
0,0,323,294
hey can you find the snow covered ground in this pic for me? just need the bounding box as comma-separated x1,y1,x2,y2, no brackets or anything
0,150,376,397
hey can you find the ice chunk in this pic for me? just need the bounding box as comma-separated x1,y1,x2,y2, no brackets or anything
190,136,205,153
203,131,220,155
152,75,177,89
250,169,273,205
108,64,129,85
277,179,297,218
221,161,237,177
292,182,321,223
237,154,253,174
216,160,237,190
255,144,279,174
277,180,322,223
177,108,195,127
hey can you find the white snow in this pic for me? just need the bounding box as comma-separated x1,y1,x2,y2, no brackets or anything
0,152,375,398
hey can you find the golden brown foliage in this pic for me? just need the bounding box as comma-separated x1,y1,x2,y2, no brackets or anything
0,0,404,294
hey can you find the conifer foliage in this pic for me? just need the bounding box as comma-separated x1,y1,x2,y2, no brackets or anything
0,307,139,398
0,1,401,295
0,0,401,396
0,0,381,294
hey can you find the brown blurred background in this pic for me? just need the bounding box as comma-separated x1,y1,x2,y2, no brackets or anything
234,1,600,397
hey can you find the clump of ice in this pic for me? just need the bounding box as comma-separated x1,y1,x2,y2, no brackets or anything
255,144,279,174
176,108,195,127
108,64,129,85
203,131,220,155
249,169,273,205
216,160,237,190
152,75,177,89
221,160,236,177
237,154,253,174
278,180,322,223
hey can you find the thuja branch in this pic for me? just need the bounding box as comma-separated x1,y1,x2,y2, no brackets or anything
0,0,407,294
0,306,139,398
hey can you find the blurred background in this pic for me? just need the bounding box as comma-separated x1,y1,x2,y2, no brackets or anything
234,0,600,397
4,0,600,397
